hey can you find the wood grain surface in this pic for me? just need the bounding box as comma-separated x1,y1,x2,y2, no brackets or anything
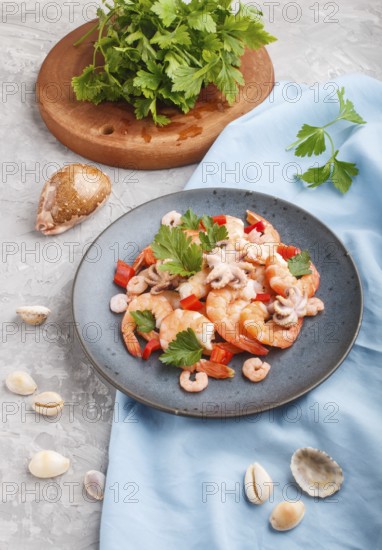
37,20,274,170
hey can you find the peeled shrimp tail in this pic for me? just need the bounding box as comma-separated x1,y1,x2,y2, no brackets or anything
121,311,142,358
196,359,235,379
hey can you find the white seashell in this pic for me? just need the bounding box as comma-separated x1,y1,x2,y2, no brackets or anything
16,306,50,325
244,462,273,504
290,447,344,498
270,501,305,531
110,294,129,313
35,163,111,235
32,391,64,416
84,470,106,501
5,371,37,395
28,450,70,478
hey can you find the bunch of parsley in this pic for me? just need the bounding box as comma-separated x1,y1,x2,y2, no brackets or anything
72,0,276,125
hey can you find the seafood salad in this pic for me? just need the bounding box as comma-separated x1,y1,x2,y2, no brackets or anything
110,209,324,393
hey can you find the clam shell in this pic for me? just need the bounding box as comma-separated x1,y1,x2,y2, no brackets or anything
16,305,50,325
84,470,106,501
32,391,64,416
28,450,70,478
244,462,273,504
5,371,37,395
270,501,305,531
291,447,344,498
35,163,111,235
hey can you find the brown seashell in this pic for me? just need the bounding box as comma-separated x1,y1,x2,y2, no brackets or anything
35,163,111,235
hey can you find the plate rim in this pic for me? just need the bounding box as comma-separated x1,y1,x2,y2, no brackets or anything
71,188,364,418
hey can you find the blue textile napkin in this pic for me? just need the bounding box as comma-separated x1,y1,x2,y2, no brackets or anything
100,74,382,550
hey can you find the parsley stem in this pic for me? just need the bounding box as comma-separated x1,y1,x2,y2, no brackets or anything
323,129,336,157
73,22,99,47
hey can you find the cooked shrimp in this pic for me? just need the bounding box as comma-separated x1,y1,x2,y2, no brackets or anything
206,284,269,355
162,211,182,227
122,294,173,357
110,294,129,313
265,253,320,298
178,269,211,300
240,301,302,349
158,290,181,309
225,215,245,241
179,370,208,393
196,359,235,379
132,246,156,272
159,309,215,351
242,358,271,382
246,210,281,244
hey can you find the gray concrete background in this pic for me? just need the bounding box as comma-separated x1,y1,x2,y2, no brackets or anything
1,1,381,548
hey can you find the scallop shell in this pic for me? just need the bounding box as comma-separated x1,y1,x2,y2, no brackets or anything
5,371,37,395
35,163,111,235
28,450,70,478
84,470,106,501
270,501,305,531
244,462,273,504
32,391,64,416
16,306,50,325
291,447,344,498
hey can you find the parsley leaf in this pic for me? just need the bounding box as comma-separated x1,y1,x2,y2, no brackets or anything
159,328,203,367
287,250,312,277
331,155,359,194
287,87,366,193
130,310,156,333
337,87,366,125
151,225,203,277
293,125,326,158
72,0,276,125
180,208,201,230
199,215,229,252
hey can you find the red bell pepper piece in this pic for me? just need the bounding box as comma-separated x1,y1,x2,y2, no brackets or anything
253,293,271,302
180,294,204,311
244,220,266,234
210,345,234,365
211,215,227,226
277,244,301,260
113,260,135,288
142,339,162,360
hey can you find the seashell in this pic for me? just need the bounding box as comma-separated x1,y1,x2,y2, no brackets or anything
270,501,305,531
110,294,129,313
290,447,344,498
32,391,64,416
35,163,111,235
16,305,50,325
5,371,37,395
28,450,70,478
84,470,106,501
244,462,273,504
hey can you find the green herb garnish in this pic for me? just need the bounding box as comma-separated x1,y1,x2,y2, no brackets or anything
72,0,276,125
287,87,366,193
151,225,203,277
199,215,228,252
287,250,312,277
159,328,203,367
180,208,201,230
130,310,156,333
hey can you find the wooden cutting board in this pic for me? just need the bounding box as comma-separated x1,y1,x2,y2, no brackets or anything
37,21,274,170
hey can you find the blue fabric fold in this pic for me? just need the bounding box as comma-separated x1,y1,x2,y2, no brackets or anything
100,74,382,549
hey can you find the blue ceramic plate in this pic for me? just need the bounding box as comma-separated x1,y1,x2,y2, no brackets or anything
72,189,363,418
